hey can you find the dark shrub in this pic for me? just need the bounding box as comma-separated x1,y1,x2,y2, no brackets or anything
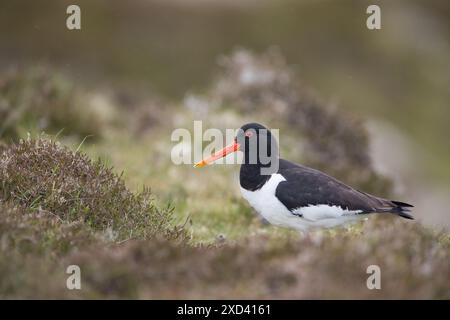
0,137,183,241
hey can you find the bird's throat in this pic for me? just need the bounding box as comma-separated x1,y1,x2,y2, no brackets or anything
239,163,273,191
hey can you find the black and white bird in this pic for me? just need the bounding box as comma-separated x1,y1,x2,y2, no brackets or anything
194,123,413,231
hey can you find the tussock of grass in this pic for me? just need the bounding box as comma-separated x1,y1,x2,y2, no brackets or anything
0,137,183,242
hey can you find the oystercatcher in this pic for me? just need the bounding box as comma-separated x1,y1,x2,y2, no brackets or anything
194,123,413,231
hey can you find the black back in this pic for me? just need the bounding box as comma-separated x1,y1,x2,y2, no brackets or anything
274,159,384,212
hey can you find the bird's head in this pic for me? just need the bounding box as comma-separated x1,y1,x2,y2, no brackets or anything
194,123,278,168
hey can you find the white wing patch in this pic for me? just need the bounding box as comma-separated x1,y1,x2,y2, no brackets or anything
240,174,294,225
293,204,362,222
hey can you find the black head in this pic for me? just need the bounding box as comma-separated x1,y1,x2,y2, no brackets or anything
193,122,279,176
235,123,279,166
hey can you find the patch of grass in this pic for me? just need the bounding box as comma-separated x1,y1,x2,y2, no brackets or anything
0,137,184,242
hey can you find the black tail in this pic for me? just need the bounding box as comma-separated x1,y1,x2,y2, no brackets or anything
389,200,414,220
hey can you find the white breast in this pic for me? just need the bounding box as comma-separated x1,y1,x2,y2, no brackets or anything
240,174,364,231
240,174,298,227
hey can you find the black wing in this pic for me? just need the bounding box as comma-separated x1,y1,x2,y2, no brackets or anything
275,159,413,218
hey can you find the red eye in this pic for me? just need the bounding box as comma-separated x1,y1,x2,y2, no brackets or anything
245,131,253,138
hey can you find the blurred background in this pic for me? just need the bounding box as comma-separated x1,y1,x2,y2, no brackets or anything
0,0,449,299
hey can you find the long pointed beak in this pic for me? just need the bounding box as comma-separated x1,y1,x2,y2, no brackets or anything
194,141,240,167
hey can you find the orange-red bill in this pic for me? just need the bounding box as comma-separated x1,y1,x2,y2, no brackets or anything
194,141,240,167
